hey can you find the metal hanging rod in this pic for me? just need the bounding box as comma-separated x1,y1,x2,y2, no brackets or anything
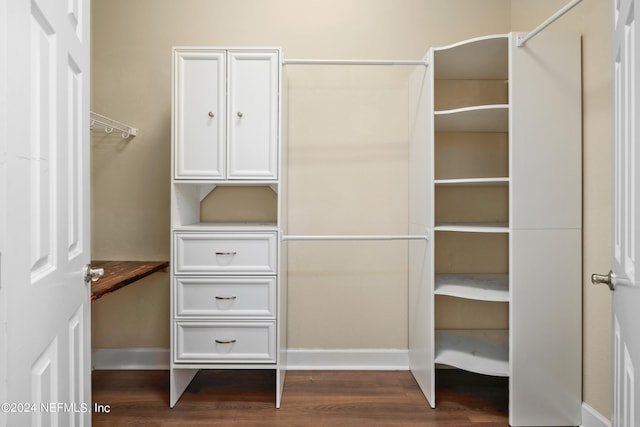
517,0,584,47
282,234,430,242
283,59,429,66
90,111,138,139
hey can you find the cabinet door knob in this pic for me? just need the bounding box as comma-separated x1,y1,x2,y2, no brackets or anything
208,111,215,118
215,296,237,300
237,111,243,118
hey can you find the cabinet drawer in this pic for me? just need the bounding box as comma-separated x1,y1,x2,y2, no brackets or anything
174,232,277,274
175,277,276,318
175,321,276,363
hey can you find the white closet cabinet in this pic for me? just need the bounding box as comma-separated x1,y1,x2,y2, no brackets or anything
170,47,286,409
174,49,278,180
409,33,582,426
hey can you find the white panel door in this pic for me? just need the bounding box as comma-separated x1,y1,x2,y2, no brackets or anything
0,0,6,419
603,0,640,425
227,50,278,180
1,0,91,426
174,50,226,179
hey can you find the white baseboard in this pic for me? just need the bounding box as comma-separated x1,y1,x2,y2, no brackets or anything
92,348,169,370
581,402,611,427
91,348,409,371
286,349,409,370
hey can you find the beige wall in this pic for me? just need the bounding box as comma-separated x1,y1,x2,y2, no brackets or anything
91,0,612,417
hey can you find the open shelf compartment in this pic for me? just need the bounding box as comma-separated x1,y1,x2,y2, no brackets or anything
435,273,509,302
433,34,509,80
172,182,278,228
435,330,509,377
434,105,509,133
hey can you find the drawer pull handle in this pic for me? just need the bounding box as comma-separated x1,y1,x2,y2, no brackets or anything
215,339,237,344
215,251,237,256
215,296,237,300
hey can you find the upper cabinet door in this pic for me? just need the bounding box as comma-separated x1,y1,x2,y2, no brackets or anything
227,50,279,180
174,50,226,179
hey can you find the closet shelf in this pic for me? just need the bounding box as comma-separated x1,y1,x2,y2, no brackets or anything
434,104,509,132
434,178,509,186
435,331,509,377
281,234,429,241
173,179,279,186
435,274,509,302
173,222,279,232
90,260,169,301
434,222,509,233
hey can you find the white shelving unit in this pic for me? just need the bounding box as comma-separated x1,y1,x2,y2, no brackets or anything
169,47,287,409
409,33,582,426
165,32,581,426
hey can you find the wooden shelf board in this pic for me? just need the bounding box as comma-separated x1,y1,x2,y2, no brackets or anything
90,260,169,301
435,274,509,302
435,330,509,377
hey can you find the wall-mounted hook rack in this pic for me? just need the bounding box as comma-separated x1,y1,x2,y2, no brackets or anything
90,111,138,139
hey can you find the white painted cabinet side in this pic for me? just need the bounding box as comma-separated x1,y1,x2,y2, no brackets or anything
510,228,582,426
277,59,288,409
508,32,582,426
510,32,582,230
408,54,435,408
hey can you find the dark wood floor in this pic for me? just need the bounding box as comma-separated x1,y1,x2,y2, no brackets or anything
92,369,509,426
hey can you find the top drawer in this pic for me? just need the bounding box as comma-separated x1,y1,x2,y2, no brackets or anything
174,232,277,275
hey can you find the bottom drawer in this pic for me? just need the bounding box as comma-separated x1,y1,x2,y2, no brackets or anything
175,321,276,363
